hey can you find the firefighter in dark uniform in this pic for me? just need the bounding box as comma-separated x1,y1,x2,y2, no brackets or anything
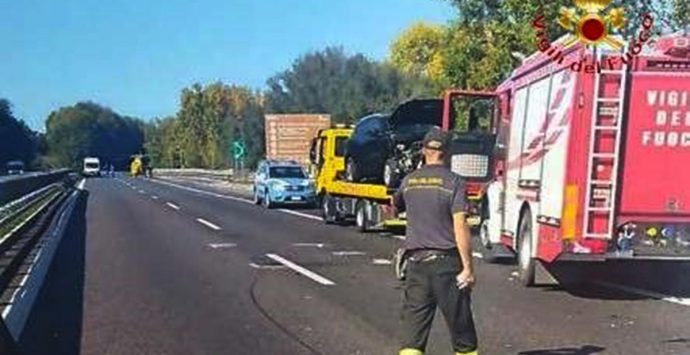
393,127,479,355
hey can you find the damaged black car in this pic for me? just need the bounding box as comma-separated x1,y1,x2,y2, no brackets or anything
344,99,443,187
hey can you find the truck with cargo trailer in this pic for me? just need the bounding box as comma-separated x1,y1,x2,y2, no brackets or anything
474,33,690,286
265,114,331,167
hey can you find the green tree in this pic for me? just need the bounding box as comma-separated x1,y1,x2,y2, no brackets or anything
165,83,265,169
45,102,144,169
671,0,690,31
390,22,446,82
0,99,38,168
265,47,434,124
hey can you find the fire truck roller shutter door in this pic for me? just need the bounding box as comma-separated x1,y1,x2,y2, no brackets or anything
540,70,577,222
505,86,530,245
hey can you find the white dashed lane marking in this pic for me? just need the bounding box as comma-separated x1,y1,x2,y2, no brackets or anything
265,253,336,286
208,243,236,249
166,202,180,210
332,251,366,256
372,259,392,265
278,209,323,221
196,218,222,231
292,243,326,248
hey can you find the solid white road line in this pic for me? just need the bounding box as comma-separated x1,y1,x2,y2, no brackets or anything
76,179,86,190
150,178,252,204
332,251,366,256
265,253,336,286
594,281,690,307
196,218,222,231
152,178,326,223
391,235,406,241
208,243,236,249
278,209,323,221
166,202,180,210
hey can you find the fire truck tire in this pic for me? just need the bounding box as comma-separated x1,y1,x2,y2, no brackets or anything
517,210,536,287
322,194,337,224
355,200,371,233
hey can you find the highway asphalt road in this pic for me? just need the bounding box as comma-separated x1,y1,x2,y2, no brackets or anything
17,176,690,355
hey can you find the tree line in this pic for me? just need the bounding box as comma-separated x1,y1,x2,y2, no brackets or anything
390,0,689,92
4,0,687,171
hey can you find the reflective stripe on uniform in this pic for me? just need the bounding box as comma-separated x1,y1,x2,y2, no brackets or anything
456,351,478,355
399,348,423,355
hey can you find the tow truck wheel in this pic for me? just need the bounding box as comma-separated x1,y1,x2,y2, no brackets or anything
263,190,275,209
479,218,497,263
355,200,371,233
322,194,337,224
517,210,536,287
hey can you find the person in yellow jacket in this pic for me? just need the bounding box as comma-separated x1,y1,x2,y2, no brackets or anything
130,157,143,177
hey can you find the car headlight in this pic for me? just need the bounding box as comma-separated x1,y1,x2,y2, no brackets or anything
270,181,287,192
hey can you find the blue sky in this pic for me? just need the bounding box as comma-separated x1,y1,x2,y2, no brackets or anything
1,0,454,130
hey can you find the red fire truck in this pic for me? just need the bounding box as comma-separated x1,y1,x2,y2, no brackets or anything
455,33,690,286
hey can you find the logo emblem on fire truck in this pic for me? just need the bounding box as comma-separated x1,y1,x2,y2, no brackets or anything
558,0,627,49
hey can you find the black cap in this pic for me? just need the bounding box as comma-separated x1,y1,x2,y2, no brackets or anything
423,126,447,151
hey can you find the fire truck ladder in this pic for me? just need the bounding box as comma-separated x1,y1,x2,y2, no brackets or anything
583,48,629,239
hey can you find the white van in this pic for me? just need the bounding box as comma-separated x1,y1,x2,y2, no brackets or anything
83,157,101,177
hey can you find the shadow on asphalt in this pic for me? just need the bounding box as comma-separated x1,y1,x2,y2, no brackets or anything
518,344,606,355
17,191,88,355
540,260,690,301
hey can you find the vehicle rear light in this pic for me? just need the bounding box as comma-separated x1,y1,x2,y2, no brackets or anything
451,154,489,178
562,185,579,240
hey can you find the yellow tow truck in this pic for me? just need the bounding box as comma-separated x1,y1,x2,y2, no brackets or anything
309,127,406,232
309,125,483,233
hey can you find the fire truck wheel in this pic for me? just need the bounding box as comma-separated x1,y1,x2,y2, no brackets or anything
517,210,536,287
355,200,371,233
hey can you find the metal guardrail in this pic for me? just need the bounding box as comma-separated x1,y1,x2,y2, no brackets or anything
0,169,71,206
155,168,253,183
0,174,76,352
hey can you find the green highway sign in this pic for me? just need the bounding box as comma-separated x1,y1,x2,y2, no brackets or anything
232,141,246,160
